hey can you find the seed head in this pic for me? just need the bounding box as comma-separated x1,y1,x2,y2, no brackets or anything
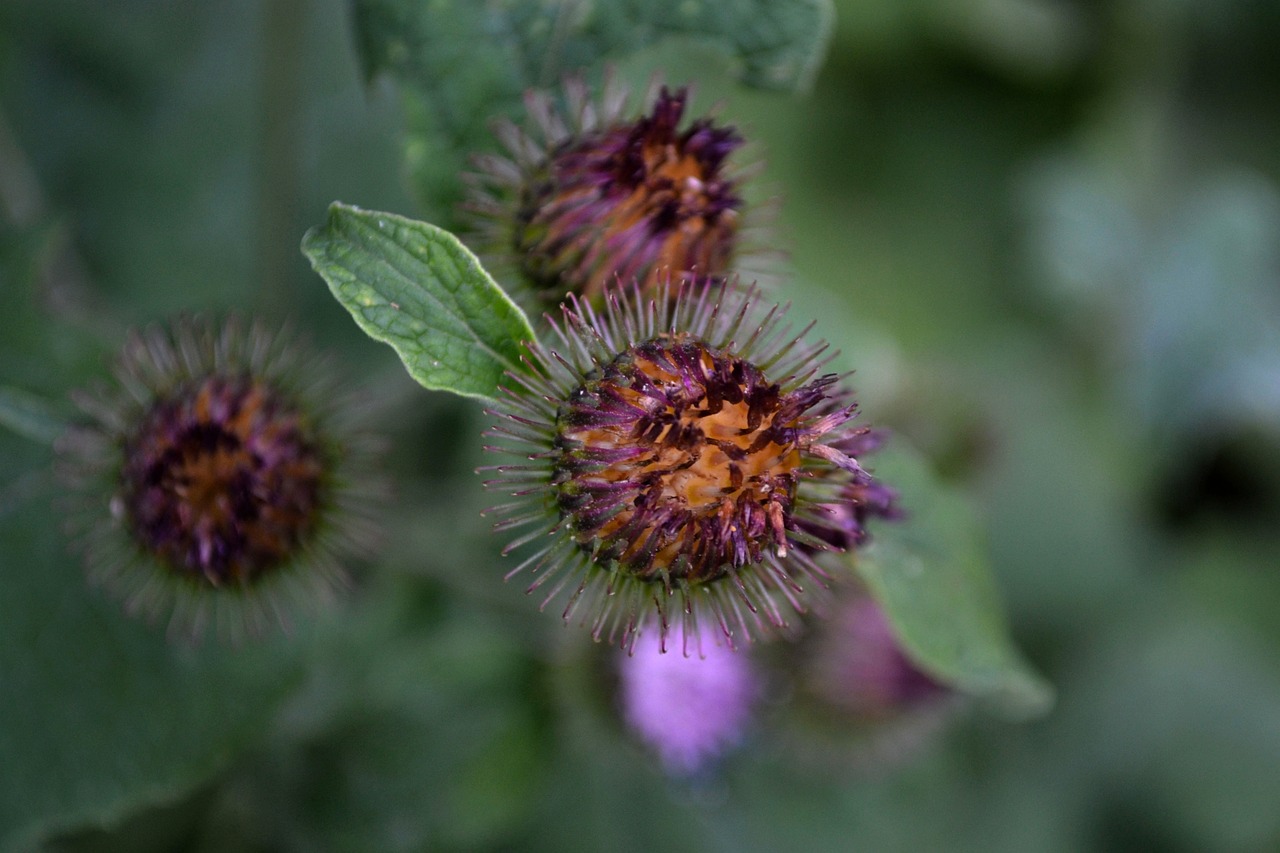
59,316,380,640
481,281,893,651
467,76,765,310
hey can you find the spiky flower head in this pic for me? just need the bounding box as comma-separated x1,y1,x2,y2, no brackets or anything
798,429,902,552
482,281,893,651
59,316,380,640
617,621,759,776
467,76,760,310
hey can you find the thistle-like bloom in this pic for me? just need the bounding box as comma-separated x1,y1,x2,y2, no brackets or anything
59,317,379,640
799,429,902,552
482,281,892,650
617,622,759,776
467,77,759,309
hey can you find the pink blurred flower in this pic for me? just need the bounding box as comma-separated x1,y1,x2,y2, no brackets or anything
617,624,760,775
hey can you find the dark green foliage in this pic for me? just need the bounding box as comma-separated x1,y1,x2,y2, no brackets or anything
2,0,1279,850
353,0,833,219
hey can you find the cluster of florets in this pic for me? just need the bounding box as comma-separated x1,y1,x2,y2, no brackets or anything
482,280,893,651
467,78,759,309
616,621,761,776
60,317,379,640
797,429,903,552
119,373,325,586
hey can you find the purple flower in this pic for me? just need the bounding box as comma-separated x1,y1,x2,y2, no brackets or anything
808,596,946,718
59,316,380,640
467,77,763,309
799,429,902,552
481,281,896,651
617,623,759,775
120,374,325,586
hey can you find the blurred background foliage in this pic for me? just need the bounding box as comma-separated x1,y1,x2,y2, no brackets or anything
2,0,1279,850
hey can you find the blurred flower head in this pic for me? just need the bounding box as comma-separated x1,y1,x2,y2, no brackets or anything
467,75,766,310
807,595,946,718
617,621,760,776
481,280,893,651
59,316,381,640
773,592,953,772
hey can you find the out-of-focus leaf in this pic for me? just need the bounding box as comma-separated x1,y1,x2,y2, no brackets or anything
1021,157,1280,448
1054,599,1280,852
927,0,1086,80
353,0,834,217
301,203,535,402
0,503,303,850
0,222,115,392
208,597,548,853
855,443,1054,717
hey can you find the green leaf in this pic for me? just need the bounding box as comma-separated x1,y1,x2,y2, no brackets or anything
856,443,1055,717
301,203,536,402
0,502,304,849
0,385,71,446
353,0,835,218
215,596,548,852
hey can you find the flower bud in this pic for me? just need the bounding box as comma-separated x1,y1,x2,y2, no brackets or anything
772,593,954,771
806,596,946,718
467,77,759,309
59,316,380,640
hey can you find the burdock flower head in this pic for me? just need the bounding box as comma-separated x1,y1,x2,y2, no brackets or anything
59,316,379,640
482,281,892,651
467,76,760,309
798,428,902,552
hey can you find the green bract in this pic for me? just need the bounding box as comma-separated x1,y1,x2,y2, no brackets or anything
0,385,69,446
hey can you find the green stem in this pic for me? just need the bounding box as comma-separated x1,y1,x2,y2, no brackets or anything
0,112,115,334
255,0,308,316
0,385,72,446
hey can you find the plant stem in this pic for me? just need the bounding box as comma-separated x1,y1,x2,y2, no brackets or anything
0,112,111,332
0,385,70,446
255,0,308,316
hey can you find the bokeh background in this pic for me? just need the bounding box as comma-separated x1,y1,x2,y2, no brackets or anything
2,0,1279,850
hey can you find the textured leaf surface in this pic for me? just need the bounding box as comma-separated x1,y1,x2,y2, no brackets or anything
354,0,835,217
0,502,302,849
302,204,535,402
857,444,1054,716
